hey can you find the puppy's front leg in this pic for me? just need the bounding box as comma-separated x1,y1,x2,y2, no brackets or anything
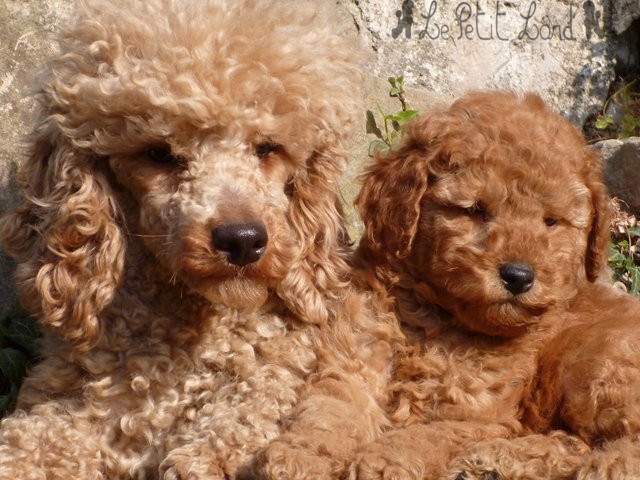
543,313,640,479
350,421,512,480
446,430,589,480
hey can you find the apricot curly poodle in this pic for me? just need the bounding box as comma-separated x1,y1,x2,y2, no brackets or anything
352,91,640,480
0,1,396,478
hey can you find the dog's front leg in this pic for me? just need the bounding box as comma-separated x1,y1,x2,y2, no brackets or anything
240,373,388,480
238,295,395,480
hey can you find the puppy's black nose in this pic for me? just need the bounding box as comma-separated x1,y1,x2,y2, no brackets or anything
499,262,534,295
212,222,268,267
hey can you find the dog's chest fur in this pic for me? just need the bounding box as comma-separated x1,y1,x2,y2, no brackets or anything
18,297,318,474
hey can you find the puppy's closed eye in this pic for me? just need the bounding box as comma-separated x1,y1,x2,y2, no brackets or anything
465,202,489,222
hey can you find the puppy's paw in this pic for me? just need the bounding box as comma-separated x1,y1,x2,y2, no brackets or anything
446,455,503,480
446,432,588,480
238,438,335,480
576,445,640,480
349,444,425,480
447,469,501,480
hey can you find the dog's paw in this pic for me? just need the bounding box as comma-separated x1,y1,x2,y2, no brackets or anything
160,448,227,480
237,438,335,480
348,444,426,480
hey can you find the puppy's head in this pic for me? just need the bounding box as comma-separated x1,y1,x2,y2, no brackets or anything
0,0,364,348
357,91,610,337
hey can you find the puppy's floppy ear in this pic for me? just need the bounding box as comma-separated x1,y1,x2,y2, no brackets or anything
583,148,611,281
0,118,124,350
357,116,435,263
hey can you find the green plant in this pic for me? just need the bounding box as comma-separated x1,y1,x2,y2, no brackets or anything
608,199,640,294
0,311,40,416
595,80,640,139
366,75,419,156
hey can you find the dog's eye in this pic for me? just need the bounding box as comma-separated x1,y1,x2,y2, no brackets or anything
147,147,180,166
465,202,488,221
544,217,558,227
256,140,283,159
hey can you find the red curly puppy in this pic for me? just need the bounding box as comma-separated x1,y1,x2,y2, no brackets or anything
351,91,640,480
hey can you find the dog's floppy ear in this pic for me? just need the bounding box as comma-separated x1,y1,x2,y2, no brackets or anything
356,115,436,264
277,147,352,325
0,118,124,350
583,148,611,281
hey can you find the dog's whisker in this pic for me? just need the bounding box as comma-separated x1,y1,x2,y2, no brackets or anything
128,233,170,239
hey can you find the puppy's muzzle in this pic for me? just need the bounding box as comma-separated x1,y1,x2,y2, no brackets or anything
500,262,534,295
212,221,268,267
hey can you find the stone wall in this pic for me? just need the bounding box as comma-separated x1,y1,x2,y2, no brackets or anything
345,0,615,126
0,0,638,314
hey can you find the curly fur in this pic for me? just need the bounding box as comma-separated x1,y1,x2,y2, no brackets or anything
0,1,397,478
350,91,640,480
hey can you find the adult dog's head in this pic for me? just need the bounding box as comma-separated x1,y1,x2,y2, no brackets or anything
357,91,610,337
1,0,364,348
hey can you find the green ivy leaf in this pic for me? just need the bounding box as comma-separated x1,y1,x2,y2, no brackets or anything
609,254,626,265
595,115,615,129
395,109,420,123
629,267,640,295
368,139,389,157
621,114,639,138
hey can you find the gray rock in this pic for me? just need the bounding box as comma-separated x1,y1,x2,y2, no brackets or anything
343,0,614,127
594,137,640,214
611,0,640,35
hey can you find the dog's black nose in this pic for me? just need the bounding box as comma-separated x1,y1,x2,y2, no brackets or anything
212,222,268,267
499,262,534,295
